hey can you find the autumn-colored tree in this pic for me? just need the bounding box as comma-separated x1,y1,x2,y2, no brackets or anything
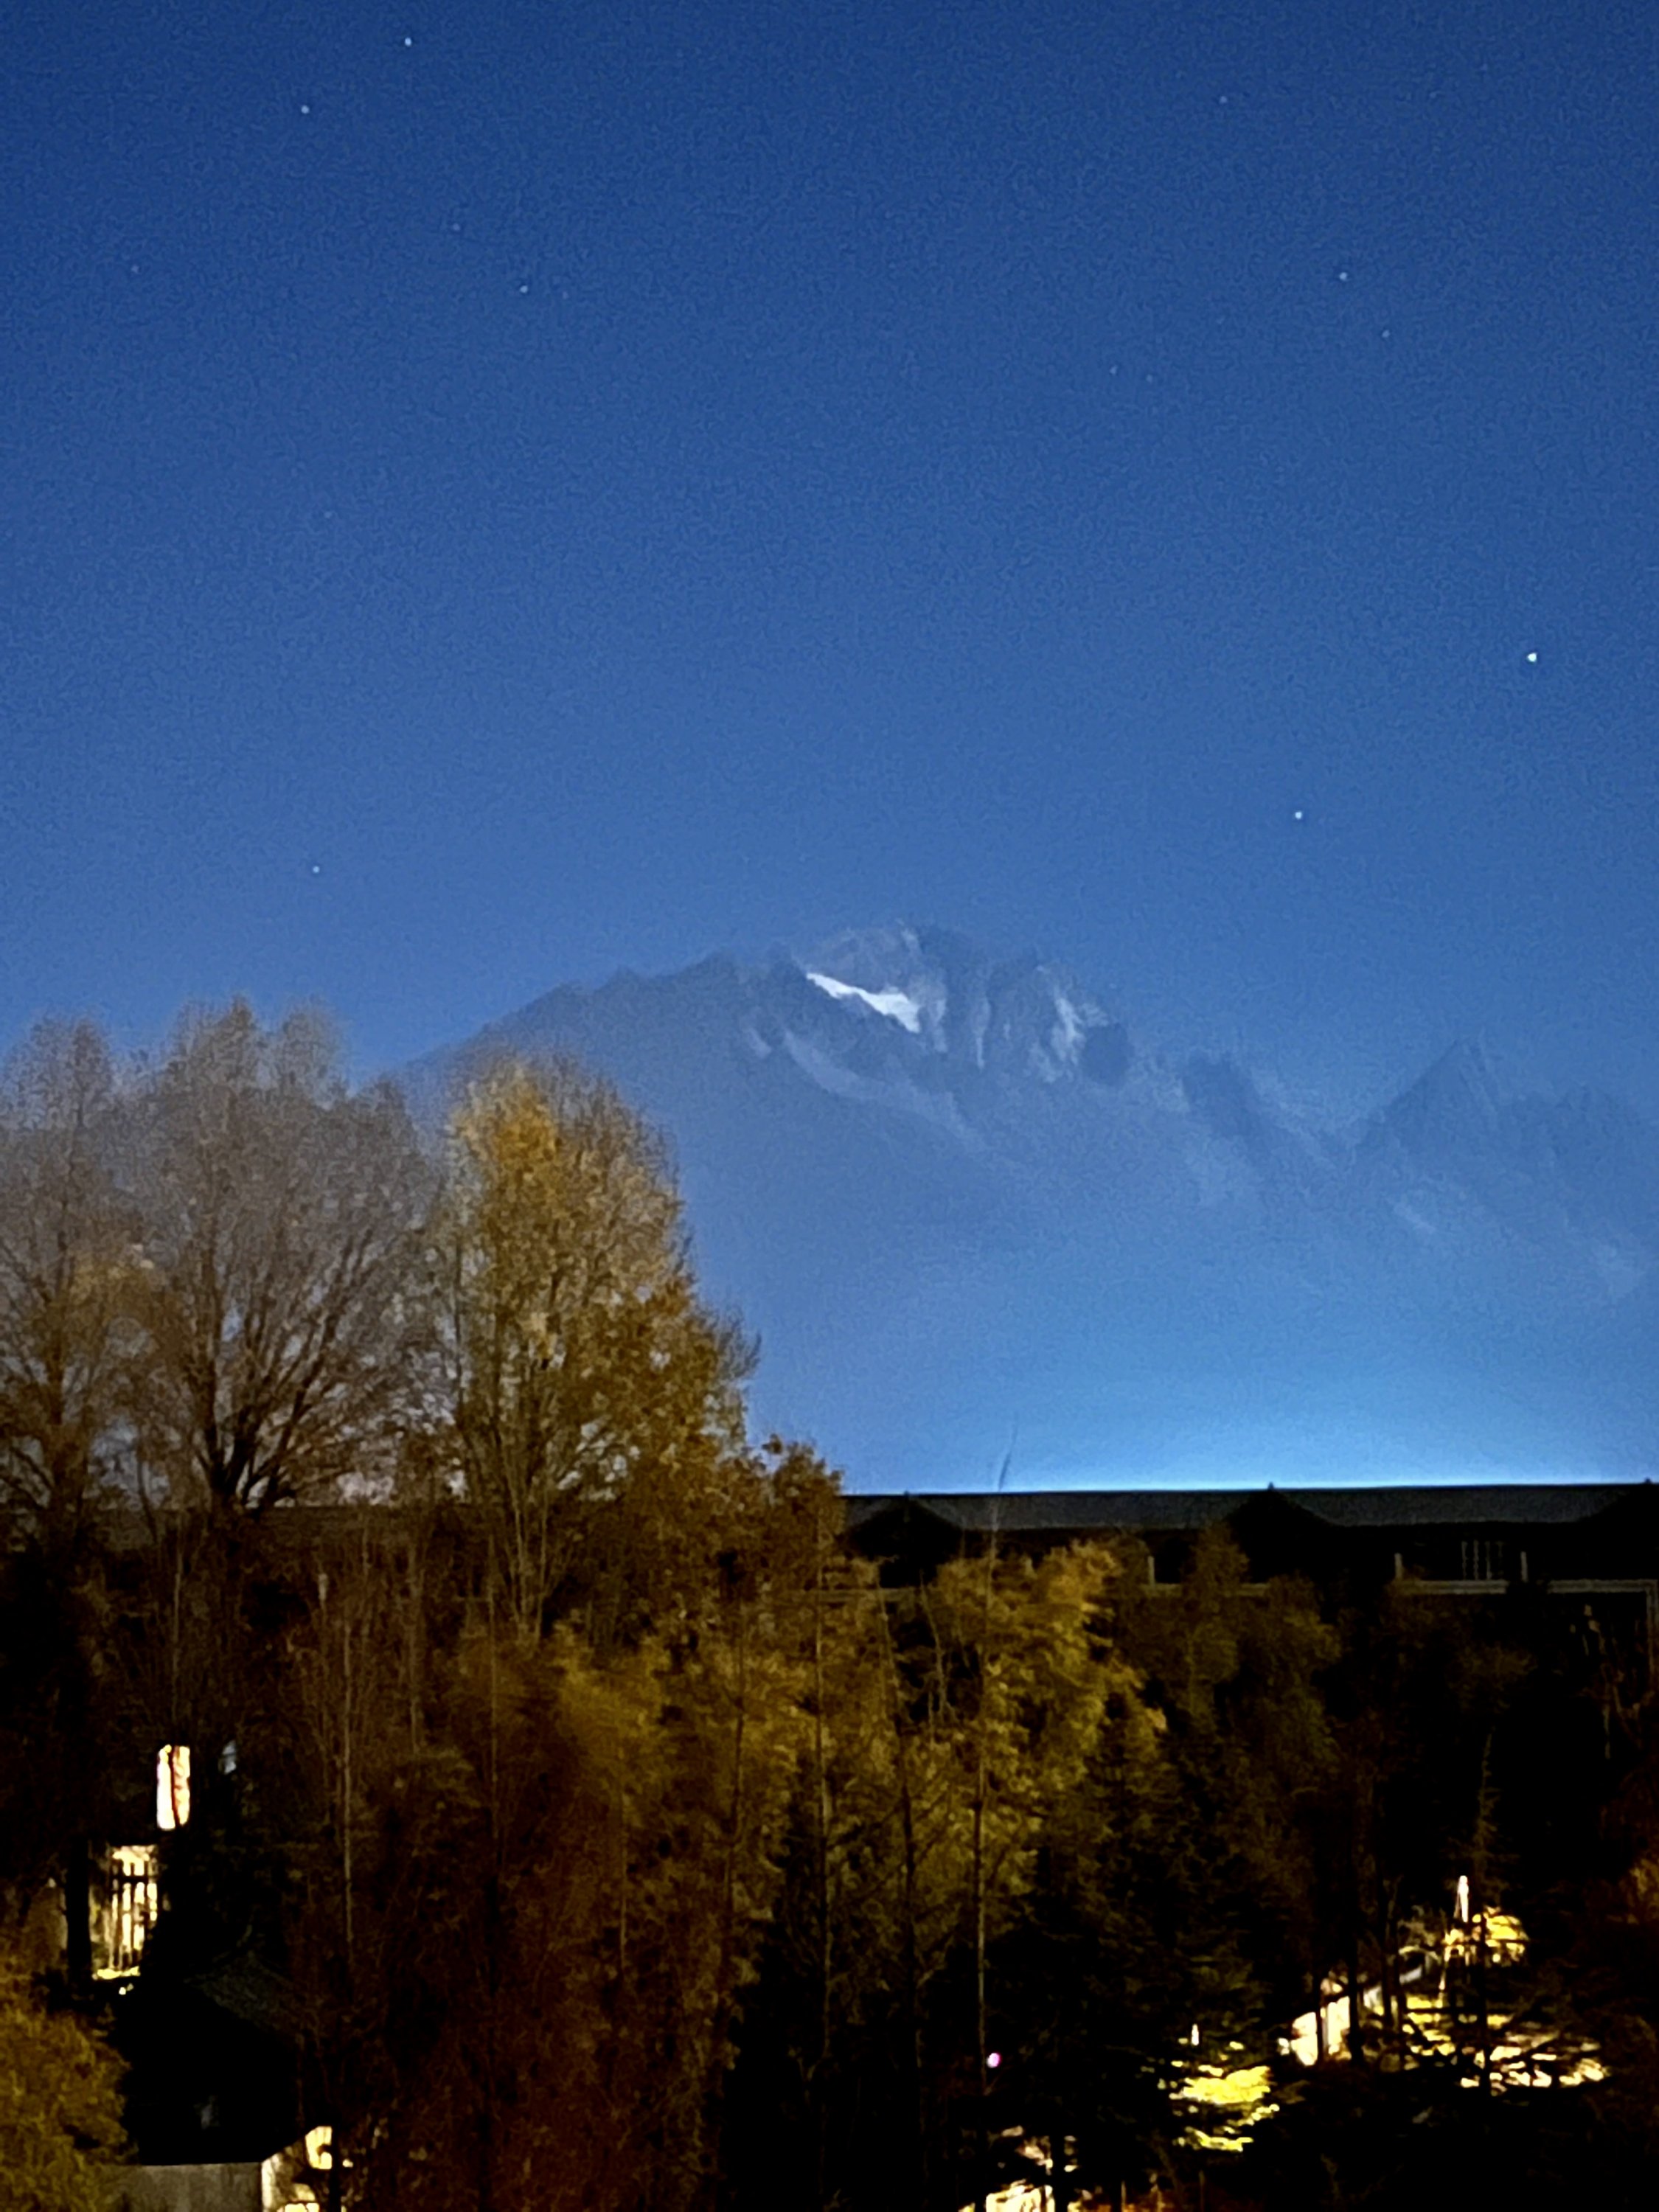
719,1465,899,2212
1116,1529,1340,2033
431,1060,755,1641
0,1950,127,2212
287,1597,805,2212
726,1537,1162,2212
268,1065,827,2210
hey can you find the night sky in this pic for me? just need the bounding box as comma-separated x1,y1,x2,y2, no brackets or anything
5,1,1658,1116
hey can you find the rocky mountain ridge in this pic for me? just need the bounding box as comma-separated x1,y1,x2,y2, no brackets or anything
406,926,1659,1488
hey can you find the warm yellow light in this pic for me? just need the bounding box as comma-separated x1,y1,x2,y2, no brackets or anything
1176,2062,1279,2152
97,1843,159,1976
156,1744,191,1830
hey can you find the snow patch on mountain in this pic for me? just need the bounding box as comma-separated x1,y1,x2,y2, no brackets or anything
805,971,927,1034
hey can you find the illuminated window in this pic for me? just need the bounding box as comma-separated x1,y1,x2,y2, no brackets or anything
156,1743,192,1831
101,1843,159,1975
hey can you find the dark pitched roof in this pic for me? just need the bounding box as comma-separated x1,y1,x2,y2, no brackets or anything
1282,1484,1639,1529
187,1952,310,2042
845,1489,1248,1534
844,1481,1650,1536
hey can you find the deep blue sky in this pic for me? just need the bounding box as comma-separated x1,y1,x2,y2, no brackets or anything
5,0,1658,1116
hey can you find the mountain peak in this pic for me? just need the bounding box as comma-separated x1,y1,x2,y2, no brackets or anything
408,931,1659,1483
797,923,955,1047
790,923,1128,1082
1381,1035,1515,1151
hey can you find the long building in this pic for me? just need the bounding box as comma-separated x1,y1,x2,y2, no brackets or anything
845,1479,1659,1678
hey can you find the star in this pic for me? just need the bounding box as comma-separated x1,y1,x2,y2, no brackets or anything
1292,809,1305,822
1525,650,1538,663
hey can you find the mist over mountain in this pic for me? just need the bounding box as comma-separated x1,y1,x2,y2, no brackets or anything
406,928,1659,1491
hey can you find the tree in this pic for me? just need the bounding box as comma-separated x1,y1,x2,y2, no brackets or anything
0,1022,133,1980
277,1501,467,2212
259,1057,824,2209
0,1021,131,1549
285,1597,806,2212
1116,1530,1340,2035
0,1950,127,2212
431,1060,754,1641
761,1468,894,2212
122,1002,428,1517
959,1545,1180,2212
729,1539,1154,2212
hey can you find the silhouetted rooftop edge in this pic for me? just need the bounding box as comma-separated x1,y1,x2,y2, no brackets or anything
841,1481,1653,1533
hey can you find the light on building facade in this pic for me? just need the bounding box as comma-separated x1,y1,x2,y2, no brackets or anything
156,1743,192,1831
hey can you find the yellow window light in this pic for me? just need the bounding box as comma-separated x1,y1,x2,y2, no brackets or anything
156,1744,192,1831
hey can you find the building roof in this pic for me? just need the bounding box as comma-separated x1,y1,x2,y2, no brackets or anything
844,1489,1248,1534
1281,1484,1641,1528
844,1481,1651,1536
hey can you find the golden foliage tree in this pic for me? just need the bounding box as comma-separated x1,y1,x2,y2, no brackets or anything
0,1952,126,2212
432,1060,754,1640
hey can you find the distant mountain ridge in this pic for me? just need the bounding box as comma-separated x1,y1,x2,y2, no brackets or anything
406,926,1659,1489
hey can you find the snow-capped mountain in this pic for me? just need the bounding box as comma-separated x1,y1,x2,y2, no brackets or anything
406,928,1659,1489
